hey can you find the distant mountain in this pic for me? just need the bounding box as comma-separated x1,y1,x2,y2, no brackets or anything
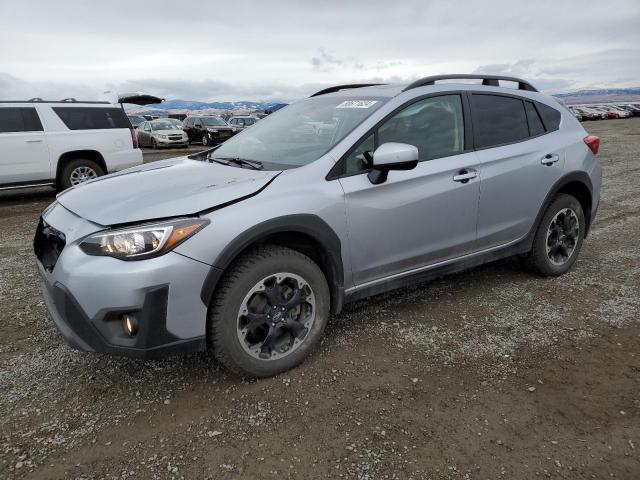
127,87,640,115
135,99,288,112
553,87,640,105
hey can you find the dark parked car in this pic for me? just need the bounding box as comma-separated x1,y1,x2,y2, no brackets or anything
183,116,237,146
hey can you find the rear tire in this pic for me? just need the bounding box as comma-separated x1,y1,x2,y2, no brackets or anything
207,245,330,377
59,159,104,190
527,194,585,276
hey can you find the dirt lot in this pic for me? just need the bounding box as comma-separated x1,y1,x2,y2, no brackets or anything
1,120,638,479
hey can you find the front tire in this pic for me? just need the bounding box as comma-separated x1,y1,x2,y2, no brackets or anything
202,133,210,147
59,159,104,190
527,194,585,276
208,245,330,377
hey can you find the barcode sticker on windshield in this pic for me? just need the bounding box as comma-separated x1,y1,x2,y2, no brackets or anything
336,100,378,109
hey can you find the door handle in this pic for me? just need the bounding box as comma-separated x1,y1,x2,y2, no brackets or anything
541,153,559,166
453,169,478,183
25,139,43,143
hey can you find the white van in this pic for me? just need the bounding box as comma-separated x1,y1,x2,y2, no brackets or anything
0,99,142,190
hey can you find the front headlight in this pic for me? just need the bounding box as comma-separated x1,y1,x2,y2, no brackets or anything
158,134,168,139
79,218,209,260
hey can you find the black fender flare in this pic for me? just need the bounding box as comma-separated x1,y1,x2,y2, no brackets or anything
525,171,594,248
200,214,345,314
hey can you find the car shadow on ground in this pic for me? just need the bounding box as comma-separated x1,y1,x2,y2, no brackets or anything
0,187,57,203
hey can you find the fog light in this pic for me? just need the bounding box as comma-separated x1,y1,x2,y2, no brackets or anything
122,314,138,337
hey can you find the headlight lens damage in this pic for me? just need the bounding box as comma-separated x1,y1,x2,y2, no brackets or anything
79,218,208,260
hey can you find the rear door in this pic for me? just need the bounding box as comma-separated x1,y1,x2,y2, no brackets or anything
0,106,51,185
471,93,566,249
337,94,481,286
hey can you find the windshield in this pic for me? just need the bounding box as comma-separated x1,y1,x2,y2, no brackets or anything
150,121,177,131
202,117,227,126
212,96,387,167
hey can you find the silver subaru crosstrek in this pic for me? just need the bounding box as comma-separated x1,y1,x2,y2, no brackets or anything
34,75,602,377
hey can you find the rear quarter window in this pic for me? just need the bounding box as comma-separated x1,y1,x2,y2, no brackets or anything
52,107,131,130
535,102,561,132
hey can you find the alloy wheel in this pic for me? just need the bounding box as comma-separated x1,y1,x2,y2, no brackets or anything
236,272,315,361
69,166,98,185
545,208,579,265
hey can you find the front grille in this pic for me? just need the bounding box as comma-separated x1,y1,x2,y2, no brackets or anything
168,135,183,140
34,218,66,272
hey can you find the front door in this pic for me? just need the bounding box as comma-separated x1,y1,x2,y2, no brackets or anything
338,94,481,286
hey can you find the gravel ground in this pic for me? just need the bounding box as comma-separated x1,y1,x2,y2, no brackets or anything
0,119,638,479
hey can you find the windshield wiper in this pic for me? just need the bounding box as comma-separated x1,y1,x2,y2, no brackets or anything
208,155,264,170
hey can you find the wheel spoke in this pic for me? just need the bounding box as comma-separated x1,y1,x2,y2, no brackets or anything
559,243,569,258
244,312,268,331
259,325,281,357
284,287,307,310
264,283,281,305
566,217,579,239
283,318,306,338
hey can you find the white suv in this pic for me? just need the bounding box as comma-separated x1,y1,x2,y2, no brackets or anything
0,100,142,191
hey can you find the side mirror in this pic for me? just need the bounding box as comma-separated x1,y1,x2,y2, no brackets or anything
368,142,419,184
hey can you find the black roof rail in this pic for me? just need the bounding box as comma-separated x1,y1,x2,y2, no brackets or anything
310,83,386,97
403,74,538,92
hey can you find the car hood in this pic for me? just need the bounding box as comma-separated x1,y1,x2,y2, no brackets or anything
56,157,280,226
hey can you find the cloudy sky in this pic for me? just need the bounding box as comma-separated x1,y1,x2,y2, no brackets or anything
1,0,638,102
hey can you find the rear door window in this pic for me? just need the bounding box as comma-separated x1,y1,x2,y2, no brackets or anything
535,102,561,132
524,101,545,136
0,107,43,133
52,107,131,130
471,94,529,148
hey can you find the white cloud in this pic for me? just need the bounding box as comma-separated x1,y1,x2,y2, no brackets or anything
0,0,638,101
